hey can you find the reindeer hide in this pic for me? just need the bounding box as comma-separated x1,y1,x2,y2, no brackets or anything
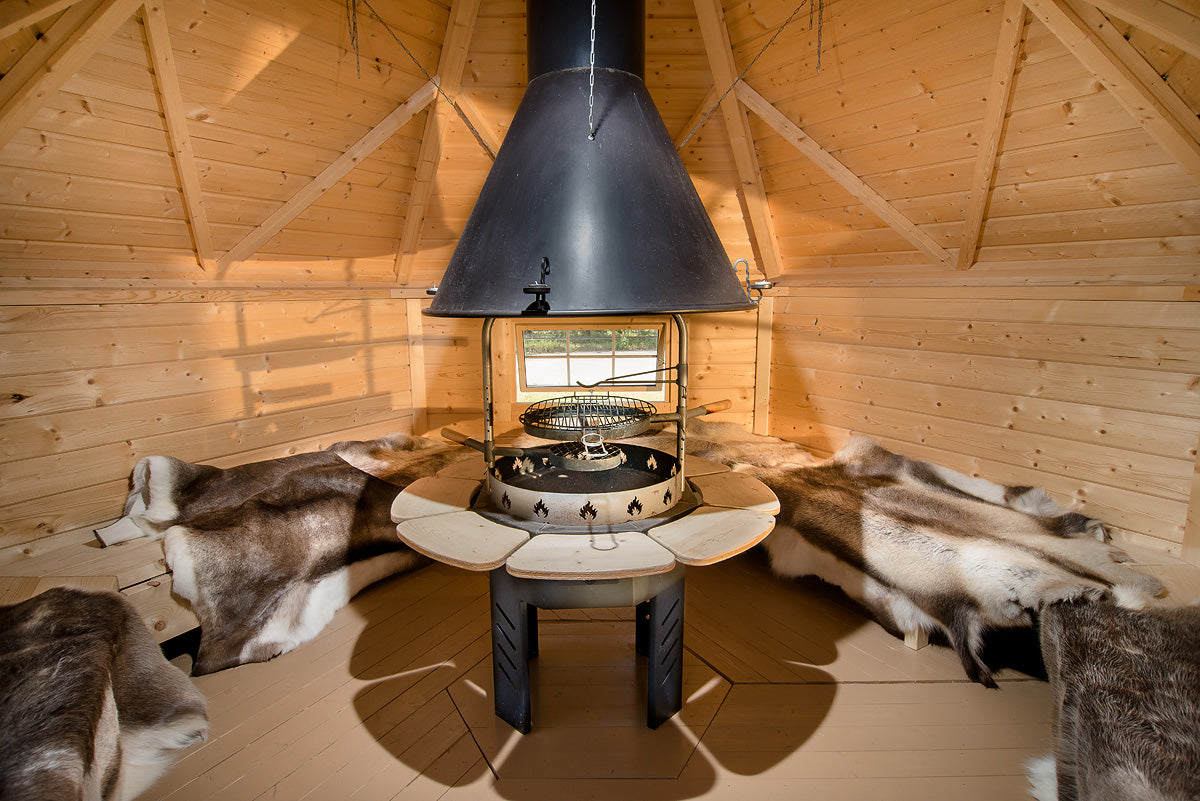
114,433,472,675
673,423,1163,687
1029,600,1200,801
0,587,208,801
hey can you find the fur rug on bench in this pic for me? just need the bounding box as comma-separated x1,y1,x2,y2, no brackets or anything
1029,599,1200,801
106,433,472,675
0,587,208,800
671,422,1165,687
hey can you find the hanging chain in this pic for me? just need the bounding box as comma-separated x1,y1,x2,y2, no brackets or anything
346,0,361,77
349,0,497,159
677,0,822,150
587,0,598,140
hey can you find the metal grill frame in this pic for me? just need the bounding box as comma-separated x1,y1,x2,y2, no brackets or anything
520,394,658,440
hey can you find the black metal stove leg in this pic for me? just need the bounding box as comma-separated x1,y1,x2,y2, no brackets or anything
635,599,650,656
644,573,685,729
527,602,539,658
489,568,532,734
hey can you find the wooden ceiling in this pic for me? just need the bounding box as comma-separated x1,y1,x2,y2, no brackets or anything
1,0,1198,288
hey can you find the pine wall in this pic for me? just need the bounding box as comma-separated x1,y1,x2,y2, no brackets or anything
2,0,1200,573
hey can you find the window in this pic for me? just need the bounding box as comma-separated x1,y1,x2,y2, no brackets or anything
516,322,669,402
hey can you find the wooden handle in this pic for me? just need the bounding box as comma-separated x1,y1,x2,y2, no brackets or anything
441,428,523,458
685,399,732,418
440,427,479,449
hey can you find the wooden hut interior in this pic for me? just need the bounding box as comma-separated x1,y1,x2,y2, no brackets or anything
2,0,1200,798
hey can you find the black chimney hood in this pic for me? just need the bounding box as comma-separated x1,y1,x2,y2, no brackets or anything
424,0,755,318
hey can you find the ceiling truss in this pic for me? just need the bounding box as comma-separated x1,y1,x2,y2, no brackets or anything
0,0,1198,275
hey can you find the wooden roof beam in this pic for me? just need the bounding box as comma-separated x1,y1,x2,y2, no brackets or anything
1086,0,1200,60
736,82,957,270
674,86,719,149
693,0,783,282
217,79,438,272
1024,0,1200,186
0,0,77,40
394,0,484,283
1070,0,1200,142
141,2,214,272
0,0,143,151
958,0,1027,271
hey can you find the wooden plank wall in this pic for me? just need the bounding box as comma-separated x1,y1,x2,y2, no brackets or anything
739,0,1200,556
768,285,1200,556
0,0,446,572
0,288,420,561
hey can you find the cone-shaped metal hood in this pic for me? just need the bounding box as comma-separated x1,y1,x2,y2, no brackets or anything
425,0,754,318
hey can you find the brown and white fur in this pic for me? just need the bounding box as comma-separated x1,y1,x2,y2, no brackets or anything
111,433,472,675
0,587,208,800
1028,599,1200,801
665,423,1164,688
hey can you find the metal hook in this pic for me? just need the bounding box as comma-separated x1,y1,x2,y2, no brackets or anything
735,258,774,303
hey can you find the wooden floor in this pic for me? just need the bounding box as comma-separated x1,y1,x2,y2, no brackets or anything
151,546,1197,801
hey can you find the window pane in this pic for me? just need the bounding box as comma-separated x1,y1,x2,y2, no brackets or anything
570,355,616,388
614,353,659,379
615,328,658,353
522,329,567,355
569,329,612,354
524,356,569,387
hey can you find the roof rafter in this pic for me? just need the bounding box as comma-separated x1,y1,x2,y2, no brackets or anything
0,0,77,40
0,0,143,151
1070,0,1200,143
736,82,957,270
693,0,783,281
141,1,215,272
395,0,484,283
958,0,1027,271
217,79,438,272
1024,0,1200,186
1086,0,1200,59
674,86,719,149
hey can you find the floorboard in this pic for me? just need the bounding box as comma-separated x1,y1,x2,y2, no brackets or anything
151,547,1194,801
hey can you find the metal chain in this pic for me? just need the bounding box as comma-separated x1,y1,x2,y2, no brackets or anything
677,0,822,150
346,0,361,77
351,0,497,159
587,0,598,140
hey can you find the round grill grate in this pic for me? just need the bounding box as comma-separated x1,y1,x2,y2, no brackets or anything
520,395,658,440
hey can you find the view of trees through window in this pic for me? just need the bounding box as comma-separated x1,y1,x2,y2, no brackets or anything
520,327,662,390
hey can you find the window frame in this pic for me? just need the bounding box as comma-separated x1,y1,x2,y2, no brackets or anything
513,319,672,403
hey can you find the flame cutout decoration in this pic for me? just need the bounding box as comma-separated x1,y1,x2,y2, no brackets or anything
533,499,550,518
663,488,673,506
627,497,643,516
501,492,512,510
670,463,678,476
520,457,536,475
646,454,658,471
579,501,598,520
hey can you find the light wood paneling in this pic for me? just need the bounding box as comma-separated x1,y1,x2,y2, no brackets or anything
769,286,1200,555
0,290,418,551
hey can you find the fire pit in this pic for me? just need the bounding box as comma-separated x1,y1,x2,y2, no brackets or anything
392,440,778,732
404,0,770,734
392,315,778,732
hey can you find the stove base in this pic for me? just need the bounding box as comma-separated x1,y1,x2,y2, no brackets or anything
488,564,686,733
